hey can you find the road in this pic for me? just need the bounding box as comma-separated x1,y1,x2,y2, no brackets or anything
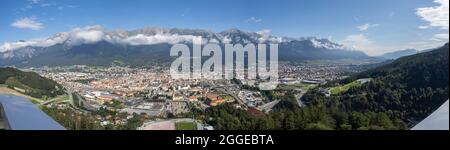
296,93,305,107
257,100,280,113
40,98,58,106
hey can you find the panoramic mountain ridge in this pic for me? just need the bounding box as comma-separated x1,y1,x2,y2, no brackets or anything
380,49,418,60
0,27,371,67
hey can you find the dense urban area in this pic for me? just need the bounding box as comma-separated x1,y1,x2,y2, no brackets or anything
2,62,367,130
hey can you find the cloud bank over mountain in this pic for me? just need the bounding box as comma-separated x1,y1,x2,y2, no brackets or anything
0,26,348,53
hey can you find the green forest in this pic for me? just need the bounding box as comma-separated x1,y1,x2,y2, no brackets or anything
0,67,65,99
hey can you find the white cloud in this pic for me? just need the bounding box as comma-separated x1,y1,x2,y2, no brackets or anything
1,26,106,52
0,25,205,52
122,34,200,45
418,25,430,29
344,34,371,44
342,33,447,56
70,26,106,44
257,29,272,42
416,0,449,30
11,17,44,30
357,23,379,31
40,3,51,7
246,17,262,23
256,29,271,36
222,36,232,44
20,0,42,11
406,39,448,51
28,0,42,4
0,33,68,53
413,0,449,51
256,29,283,43
432,33,449,41
343,1,450,56
342,34,379,55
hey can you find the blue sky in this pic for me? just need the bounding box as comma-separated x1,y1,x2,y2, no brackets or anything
0,0,448,55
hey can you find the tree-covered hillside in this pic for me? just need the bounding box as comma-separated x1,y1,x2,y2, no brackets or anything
0,67,64,99
303,43,449,126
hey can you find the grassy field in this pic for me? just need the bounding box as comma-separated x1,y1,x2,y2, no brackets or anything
0,84,7,87
0,87,44,104
276,83,317,91
330,81,362,95
176,122,197,130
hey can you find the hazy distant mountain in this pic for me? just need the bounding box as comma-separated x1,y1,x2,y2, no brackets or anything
0,26,371,67
380,49,418,60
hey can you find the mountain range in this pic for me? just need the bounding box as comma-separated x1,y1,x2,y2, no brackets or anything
1,26,372,67
380,49,418,60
